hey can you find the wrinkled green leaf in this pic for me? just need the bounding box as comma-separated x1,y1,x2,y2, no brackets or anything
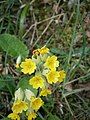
0,34,29,59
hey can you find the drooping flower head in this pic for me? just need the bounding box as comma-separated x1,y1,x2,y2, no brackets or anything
29,75,44,89
40,89,51,96
46,70,60,84
8,112,20,120
20,58,36,74
44,55,59,70
30,97,44,111
12,100,28,113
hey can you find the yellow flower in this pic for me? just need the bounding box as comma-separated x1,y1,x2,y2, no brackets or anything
46,70,60,84
29,75,44,89
40,89,51,96
30,97,44,111
8,112,20,120
28,112,37,120
38,46,49,55
44,55,59,70
20,58,36,74
12,100,28,113
58,70,66,82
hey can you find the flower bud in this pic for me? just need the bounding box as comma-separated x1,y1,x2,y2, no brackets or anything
25,89,35,101
16,55,21,68
15,88,24,101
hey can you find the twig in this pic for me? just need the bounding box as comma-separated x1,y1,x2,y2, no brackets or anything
31,19,53,48
22,13,64,39
63,95,73,116
63,73,90,86
30,13,37,46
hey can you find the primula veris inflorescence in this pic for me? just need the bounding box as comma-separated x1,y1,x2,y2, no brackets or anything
9,46,66,120
8,88,44,120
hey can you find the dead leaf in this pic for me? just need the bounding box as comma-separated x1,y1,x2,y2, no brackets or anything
2,67,8,75
65,83,73,92
0,53,2,62
76,82,90,91
42,0,51,4
53,4,60,14
86,31,90,38
0,64,3,72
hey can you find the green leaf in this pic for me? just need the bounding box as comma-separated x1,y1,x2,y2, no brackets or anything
0,78,6,90
18,77,37,96
2,118,10,120
19,4,29,38
0,34,29,59
50,48,67,56
63,88,85,98
0,75,16,96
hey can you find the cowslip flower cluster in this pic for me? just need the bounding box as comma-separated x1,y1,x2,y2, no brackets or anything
8,88,43,120
8,46,66,120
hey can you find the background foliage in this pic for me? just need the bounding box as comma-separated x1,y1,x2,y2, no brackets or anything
0,0,90,120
